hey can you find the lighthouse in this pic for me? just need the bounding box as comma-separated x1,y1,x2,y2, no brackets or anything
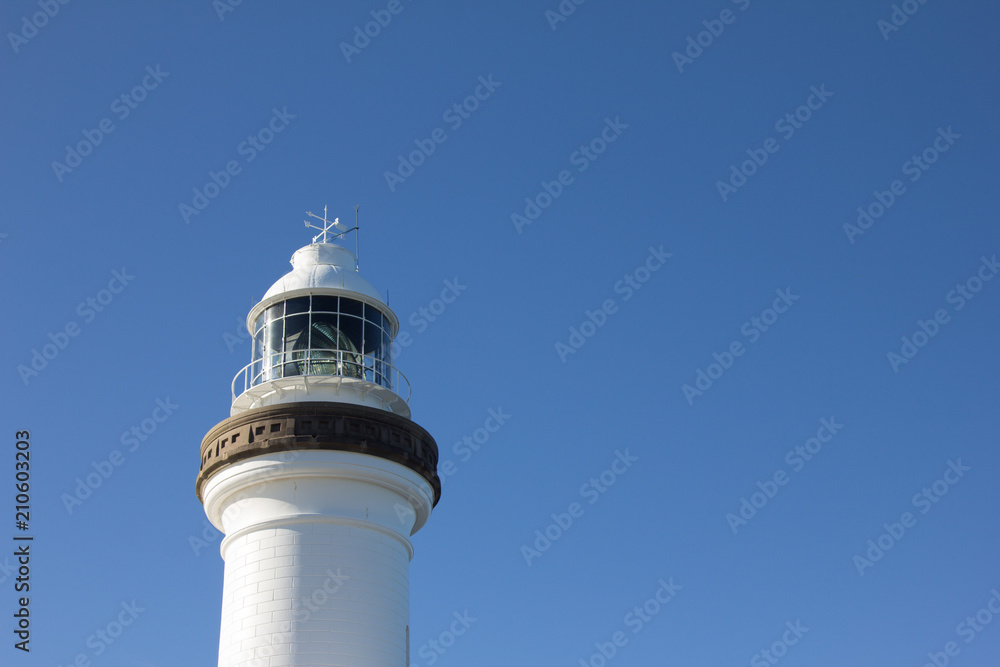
196,209,441,667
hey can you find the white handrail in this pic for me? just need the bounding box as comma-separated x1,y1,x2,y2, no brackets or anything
232,349,411,404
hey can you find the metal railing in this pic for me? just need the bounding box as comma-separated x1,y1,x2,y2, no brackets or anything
231,348,411,404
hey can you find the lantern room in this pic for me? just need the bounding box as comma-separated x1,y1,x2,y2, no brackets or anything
230,240,409,418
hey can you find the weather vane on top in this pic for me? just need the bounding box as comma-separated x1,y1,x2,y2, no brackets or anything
304,205,361,268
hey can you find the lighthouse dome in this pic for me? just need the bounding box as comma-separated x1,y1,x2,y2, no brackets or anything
261,243,382,304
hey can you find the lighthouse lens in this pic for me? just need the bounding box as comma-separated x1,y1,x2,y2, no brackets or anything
308,315,363,379
309,314,339,347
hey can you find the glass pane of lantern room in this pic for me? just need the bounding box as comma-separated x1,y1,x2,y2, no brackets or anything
266,302,284,322
364,304,384,331
340,297,364,319
284,314,309,350
264,319,283,380
338,315,363,354
307,313,340,376
363,320,381,355
381,330,391,364
309,313,338,349
285,296,310,315
312,295,338,313
375,329,392,389
266,318,283,352
338,315,363,379
283,315,308,376
252,326,264,363
250,323,264,386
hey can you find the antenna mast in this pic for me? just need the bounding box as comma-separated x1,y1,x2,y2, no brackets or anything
304,206,360,271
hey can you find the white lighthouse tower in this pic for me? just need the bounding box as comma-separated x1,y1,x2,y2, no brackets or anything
196,209,441,667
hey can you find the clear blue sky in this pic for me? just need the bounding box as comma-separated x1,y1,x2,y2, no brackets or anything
2,1,999,665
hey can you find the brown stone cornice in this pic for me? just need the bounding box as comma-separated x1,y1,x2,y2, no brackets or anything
196,402,439,505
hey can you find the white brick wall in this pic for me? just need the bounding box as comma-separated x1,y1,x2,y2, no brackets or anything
202,452,435,667
219,521,410,667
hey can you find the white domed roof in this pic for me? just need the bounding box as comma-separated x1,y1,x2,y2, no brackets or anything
262,243,382,302
247,242,398,336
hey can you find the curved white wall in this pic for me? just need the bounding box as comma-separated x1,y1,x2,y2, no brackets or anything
202,452,435,667
218,521,410,666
